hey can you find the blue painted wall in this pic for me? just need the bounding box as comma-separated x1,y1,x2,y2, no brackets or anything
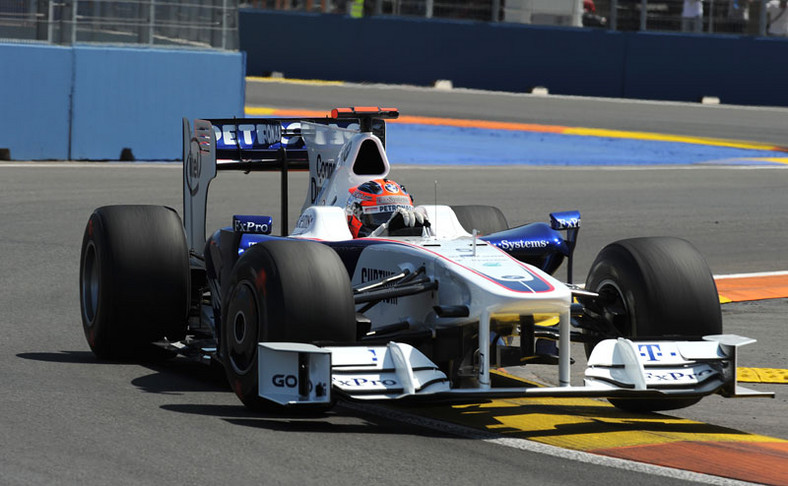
240,11,788,107
0,44,73,159
0,43,245,160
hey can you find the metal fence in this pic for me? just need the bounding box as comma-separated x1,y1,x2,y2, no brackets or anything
239,0,788,37
0,0,239,48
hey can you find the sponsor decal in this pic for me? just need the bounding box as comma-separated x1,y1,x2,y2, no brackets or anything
310,154,337,205
550,211,581,230
316,154,336,180
492,239,550,251
552,217,580,229
213,123,282,148
272,374,299,388
384,182,400,193
360,267,397,304
361,267,394,282
377,196,411,205
186,138,202,196
363,204,410,214
645,368,714,382
233,216,272,234
271,374,328,397
333,377,398,388
638,343,678,362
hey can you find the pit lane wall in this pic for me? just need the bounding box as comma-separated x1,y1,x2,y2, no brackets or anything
240,11,788,108
0,43,245,160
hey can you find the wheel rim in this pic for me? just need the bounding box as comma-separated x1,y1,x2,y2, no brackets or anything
228,282,259,375
81,241,99,325
595,278,631,337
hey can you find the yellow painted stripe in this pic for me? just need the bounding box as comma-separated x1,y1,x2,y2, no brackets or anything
563,127,784,152
741,157,788,164
738,367,788,384
247,76,345,86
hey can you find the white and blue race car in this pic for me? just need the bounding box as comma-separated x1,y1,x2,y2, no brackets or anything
79,107,773,412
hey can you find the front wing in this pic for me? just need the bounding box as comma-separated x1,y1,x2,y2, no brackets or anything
256,335,773,406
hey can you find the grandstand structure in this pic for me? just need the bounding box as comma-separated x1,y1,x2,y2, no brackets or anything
0,0,239,48
239,0,776,36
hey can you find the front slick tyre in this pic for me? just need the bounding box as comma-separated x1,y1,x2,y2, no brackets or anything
79,205,190,360
221,240,355,411
585,237,722,412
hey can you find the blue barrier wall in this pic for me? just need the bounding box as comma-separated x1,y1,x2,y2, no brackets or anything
240,11,788,107
1,44,73,160
0,43,245,160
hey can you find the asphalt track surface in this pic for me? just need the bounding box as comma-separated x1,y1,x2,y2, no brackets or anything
2,82,787,485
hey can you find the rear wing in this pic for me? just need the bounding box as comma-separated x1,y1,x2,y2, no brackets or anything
182,107,397,253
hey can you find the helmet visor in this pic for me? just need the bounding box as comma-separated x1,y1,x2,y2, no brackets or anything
359,204,411,231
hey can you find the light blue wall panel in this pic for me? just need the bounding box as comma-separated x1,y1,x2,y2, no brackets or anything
0,43,72,160
70,47,245,160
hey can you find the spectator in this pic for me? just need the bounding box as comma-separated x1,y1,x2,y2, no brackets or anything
767,0,788,36
727,0,750,33
583,0,607,27
682,0,703,33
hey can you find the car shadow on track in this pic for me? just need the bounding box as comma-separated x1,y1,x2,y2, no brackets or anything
17,350,105,364
18,350,231,394
413,400,755,440
159,402,462,438
18,351,750,440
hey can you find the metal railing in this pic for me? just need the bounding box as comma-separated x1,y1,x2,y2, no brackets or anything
237,0,788,37
0,0,239,48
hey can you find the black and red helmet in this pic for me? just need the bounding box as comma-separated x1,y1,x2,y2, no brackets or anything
346,179,413,238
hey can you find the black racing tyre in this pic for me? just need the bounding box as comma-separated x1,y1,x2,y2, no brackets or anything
451,205,509,236
584,237,722,412
80,205,190,360
221,239,355,410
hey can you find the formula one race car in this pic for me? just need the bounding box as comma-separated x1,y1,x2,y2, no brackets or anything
79,107,773,412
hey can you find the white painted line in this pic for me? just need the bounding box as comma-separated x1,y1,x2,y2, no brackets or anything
341,402,759,486
714,270,788,279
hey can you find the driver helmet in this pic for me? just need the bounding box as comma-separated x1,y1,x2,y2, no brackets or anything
346,179,413,238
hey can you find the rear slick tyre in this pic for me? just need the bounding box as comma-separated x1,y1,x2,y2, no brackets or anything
79,205,190,360
584,237,722,412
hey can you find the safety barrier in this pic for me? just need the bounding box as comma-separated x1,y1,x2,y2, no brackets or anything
0,43,245,160
240,11,788,107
